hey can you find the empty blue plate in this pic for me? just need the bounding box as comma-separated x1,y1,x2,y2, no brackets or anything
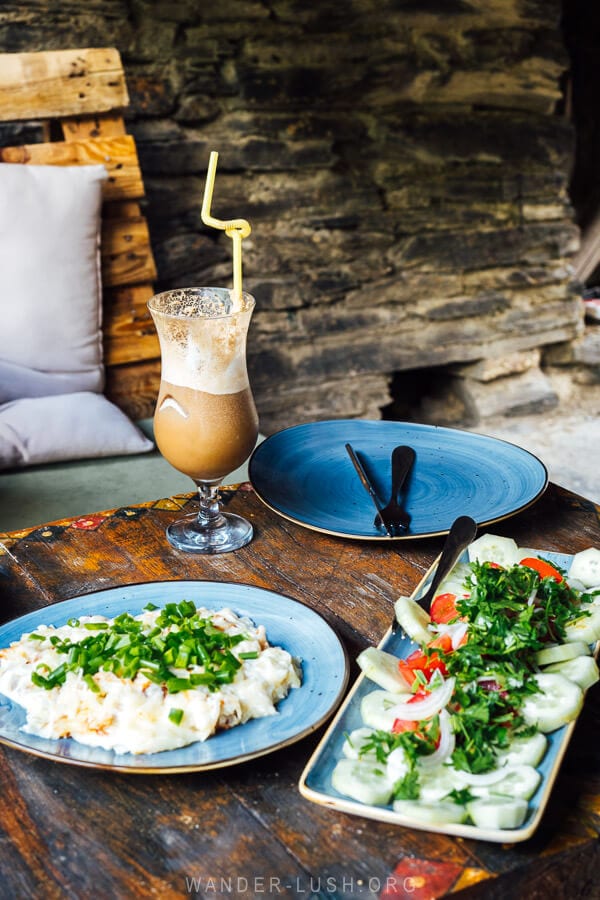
249,420,548,540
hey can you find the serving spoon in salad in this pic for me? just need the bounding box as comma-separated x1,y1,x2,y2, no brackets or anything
393,514,478,633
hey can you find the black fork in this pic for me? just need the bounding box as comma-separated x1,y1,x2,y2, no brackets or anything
374,445,415,535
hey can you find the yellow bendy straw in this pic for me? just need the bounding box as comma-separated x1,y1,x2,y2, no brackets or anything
201,150,251,309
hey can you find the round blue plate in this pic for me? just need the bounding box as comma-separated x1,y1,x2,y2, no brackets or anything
249,420,548,540
0,581,348,773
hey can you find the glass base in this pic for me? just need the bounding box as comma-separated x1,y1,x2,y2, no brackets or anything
166,510,254,554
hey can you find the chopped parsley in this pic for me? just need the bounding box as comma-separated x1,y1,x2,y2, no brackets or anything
446,787,476,806
393,770,420,800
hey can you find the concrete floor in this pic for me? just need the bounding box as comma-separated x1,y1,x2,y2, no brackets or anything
471,412,600,504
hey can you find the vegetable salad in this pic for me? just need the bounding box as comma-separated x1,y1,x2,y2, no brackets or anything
332,535,600,831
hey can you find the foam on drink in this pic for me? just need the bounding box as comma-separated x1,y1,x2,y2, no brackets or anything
153,288,253,395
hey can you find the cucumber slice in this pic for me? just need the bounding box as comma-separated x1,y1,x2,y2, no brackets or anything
494,732,547,768
386,746,411,782
466,797,528,830
516,547,537,560
393,799,467,825
467,534,521,568
471,765,541,801
522,672,583,733
331,759,393,806
418,766,470,803
357,647,412,693
342,727,376,760
568,548,600,588
543,655,600,692
394,595,432,645
564,607,600,643
436,563,472,598
535,641,590,666
360,689,404,731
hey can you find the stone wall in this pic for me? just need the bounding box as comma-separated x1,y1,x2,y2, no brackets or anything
0,0,581,432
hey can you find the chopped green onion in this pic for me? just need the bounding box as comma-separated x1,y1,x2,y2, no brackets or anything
84,674,101,693
168,708,184,725
139,658,161,672
166,677,191,693
26,601,247,694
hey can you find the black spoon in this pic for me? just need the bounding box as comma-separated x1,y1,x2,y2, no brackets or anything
393,514,478,632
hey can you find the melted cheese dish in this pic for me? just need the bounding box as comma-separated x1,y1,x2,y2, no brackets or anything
0,606,301,755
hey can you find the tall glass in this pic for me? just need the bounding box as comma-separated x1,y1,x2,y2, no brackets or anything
148,287,259,553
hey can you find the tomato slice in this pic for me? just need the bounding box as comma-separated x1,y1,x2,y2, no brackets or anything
519,557,564,582
391,716,441,747
430,592,460,624
391,718,419,734
427,633,453,653
397,648,449,686
408,688,430,703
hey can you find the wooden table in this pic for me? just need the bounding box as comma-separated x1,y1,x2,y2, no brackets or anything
0,484,599,899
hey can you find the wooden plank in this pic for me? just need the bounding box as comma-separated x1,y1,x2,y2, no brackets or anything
60,113,127,141
103,284,159,366
0,48,128,121
101,216,157,287
103,199,142,219
0,135,144,201
104,358,160,421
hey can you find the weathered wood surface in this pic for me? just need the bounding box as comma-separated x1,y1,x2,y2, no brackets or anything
0,484,598,899
103,356,160,421
0,48,128,120
101,215,157,288
103,284,160,368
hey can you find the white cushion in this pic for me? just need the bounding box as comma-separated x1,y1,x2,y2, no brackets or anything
0,163,156,469
0,358,97,404
0,393,153,469
0,163,107,392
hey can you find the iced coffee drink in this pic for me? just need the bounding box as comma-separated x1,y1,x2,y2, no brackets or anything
148,286,258,553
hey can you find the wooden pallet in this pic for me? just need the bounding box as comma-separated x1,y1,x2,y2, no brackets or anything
0,47,160,420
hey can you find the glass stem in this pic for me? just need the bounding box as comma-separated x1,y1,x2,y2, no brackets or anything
195,481,226,528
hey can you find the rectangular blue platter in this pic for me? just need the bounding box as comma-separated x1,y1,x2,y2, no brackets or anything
299,550,596,843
